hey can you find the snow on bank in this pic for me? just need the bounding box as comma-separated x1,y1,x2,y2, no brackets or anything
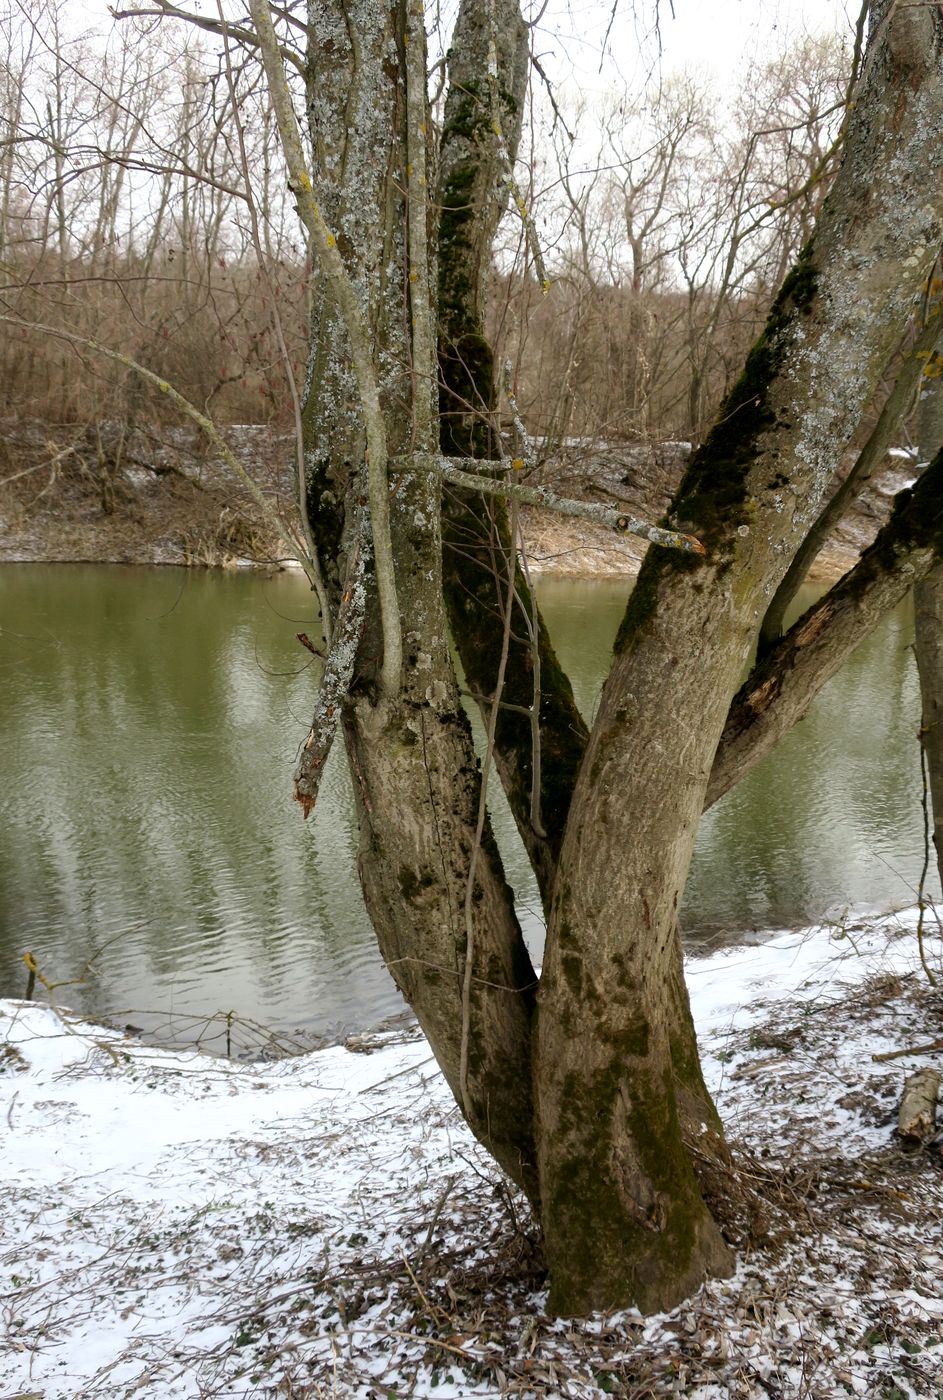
2,914,942,1399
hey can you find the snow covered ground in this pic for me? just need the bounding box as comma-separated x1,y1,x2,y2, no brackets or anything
2,912,942,1399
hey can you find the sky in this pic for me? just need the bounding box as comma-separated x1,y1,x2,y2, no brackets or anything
535,0,855,99
67,0,855,80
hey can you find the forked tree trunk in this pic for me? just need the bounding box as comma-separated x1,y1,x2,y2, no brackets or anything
287,0,943,1317
536,3,943,1314
433,0,727,1171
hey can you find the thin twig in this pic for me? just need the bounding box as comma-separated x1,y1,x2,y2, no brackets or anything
216,1,332,641
915,706,939,986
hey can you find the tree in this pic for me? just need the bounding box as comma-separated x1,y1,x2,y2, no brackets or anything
249,0,943,1316
19,0,943,1317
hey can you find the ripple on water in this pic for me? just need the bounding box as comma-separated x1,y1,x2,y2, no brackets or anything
0,565,937,1045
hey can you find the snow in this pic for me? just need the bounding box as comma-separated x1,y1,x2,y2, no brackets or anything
2,911,942,1399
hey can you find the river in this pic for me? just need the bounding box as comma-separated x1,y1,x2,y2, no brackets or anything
0,563,934,1051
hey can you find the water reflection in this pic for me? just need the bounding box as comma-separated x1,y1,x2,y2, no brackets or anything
0,563,935,1042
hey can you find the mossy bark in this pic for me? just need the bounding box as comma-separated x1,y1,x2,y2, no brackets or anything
296,0,943,1314
435,0,590,902
300,0,538,1195
345,461,539,1197
536,0,943,1315
709,446,943,810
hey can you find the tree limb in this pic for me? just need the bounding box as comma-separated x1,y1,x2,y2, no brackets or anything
707,445,943,809
759,300,943,650
432,457,706,555
293,505,370,817
247,0,402,697
111,2,307,76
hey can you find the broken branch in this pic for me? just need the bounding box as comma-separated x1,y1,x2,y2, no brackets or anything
293,507,370,818
426,457,706,556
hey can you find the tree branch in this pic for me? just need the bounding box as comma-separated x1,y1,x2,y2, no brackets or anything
759,298,943,650
293,504,370,817
111,2,307,76
247,0,402,697
427,456,706,555
707,445,943,809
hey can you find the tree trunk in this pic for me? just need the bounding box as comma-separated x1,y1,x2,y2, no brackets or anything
436,0,590,903
913,336,943,897
299,0,538,1197
276,0,943,1316
536,1,943,1315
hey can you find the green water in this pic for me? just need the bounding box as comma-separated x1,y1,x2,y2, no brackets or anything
0,564,933,1046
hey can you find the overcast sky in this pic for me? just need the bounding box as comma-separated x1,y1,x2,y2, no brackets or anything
68,0,855,75
535,0,855,98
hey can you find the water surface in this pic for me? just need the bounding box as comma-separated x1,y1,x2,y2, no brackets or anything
0,564,933,1046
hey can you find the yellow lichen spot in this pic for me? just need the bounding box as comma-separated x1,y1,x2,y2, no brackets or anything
409,270,418,283
325,233,336,249
511,457,524,471
158,379,170,394
297,171,312,193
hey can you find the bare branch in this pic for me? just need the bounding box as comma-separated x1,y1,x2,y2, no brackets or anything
247,0,402,696
111,2,307,77
408,454,706,555
293,506,370,817
216,0,331,640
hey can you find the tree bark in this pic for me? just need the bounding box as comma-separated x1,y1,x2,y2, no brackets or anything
436,0,590,903
536,1,943,1315
297,0,539,1197
759,312,943,652
710,446,943,809
912,339,943,897
898,1068,941,1141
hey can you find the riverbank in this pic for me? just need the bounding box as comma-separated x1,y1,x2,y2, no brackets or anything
3,911,941,1399
0,417,916,578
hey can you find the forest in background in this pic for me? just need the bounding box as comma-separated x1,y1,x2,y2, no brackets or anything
0,2,851,453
